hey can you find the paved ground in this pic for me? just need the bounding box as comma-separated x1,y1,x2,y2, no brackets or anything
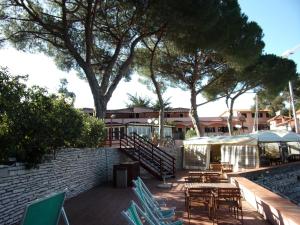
59,171,270,225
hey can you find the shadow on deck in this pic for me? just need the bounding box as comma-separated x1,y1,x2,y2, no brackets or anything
59,171,270,225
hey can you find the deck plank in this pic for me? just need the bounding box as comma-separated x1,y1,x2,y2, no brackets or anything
59,171,270,225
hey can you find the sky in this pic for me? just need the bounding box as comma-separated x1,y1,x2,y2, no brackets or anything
0,0,299,117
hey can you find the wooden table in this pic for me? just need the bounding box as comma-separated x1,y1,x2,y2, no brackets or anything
185,182,236,189
188,171,221,175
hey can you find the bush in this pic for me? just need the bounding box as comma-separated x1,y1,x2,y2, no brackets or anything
0,68,106,167
185,129,197,139
77,114,106,148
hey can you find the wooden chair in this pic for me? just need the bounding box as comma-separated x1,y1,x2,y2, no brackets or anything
212,187,243,224
221,163,233,173
203,173,220,183
185,175,202,183
209,163,222,172
186,187,214,222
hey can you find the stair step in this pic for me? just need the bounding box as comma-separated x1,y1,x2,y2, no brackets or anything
119,134,175,180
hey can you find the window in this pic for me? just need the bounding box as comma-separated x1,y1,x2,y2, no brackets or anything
167,113,170,118
258,124,269,130
266,113,271,118
180,113,183,117
204,127,215,133
178,128,183,132
135,113,139,118
252,113,255,118
241,113,247,118
218,126,228,133
258,113,263,118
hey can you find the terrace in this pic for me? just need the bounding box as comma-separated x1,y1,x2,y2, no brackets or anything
59,171,269,225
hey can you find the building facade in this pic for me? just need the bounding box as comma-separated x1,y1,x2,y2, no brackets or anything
81,107,271,139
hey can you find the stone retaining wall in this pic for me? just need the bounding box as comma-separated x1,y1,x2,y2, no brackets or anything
233,177,300,225
0,148,125,225
240,162,300,204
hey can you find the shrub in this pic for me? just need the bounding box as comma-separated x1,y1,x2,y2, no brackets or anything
1,85,84,167
185,129,197,139
77,114,106,148
0,68,106,168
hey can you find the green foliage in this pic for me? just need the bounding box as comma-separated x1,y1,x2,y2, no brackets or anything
77,115,106,148
58,78,76,105
126,93,152,108
0,0,159,118
256,91,289,116
0,69,106,168
151,98,172,111
185,129,198,139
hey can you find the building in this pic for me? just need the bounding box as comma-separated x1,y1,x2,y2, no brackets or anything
267,110,300,132
80,107,271,139
219,109,271,132
268,115,293,131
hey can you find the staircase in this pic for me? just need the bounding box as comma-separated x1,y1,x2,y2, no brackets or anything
118,132,176,180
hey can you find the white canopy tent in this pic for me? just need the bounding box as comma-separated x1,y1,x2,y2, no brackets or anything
183,130,300,171
250,130,300,143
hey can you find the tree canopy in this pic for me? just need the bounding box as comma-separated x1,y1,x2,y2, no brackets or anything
0,0,161,118
204,54,298,134
0,0,264,121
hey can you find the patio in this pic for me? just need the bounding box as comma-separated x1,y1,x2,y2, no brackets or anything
59,171,270,225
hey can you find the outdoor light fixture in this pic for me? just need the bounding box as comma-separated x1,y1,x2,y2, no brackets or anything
234,124,242,129
147,118,158,138
110,114,116,146
147,118,158,125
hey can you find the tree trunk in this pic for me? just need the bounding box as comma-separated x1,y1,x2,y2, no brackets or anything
227,98,236,136
158,108,164,139
190,89,202,136
148,35,165,141
150,77,164,140
94,95,108,119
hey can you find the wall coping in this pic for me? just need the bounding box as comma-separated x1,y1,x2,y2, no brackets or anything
233,176,300,225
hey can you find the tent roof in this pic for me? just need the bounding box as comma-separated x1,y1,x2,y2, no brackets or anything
250,130,300,142
184,135,257,146
183,130,300,146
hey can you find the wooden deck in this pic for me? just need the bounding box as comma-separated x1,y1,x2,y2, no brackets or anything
59,171,270,225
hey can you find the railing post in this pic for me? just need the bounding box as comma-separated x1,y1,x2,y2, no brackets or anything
152,145,154,163
160,159,163,178
119,131,122,149
138,147,141,161
172,158,175,176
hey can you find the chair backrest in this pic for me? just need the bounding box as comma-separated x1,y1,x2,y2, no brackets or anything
203,173,220,183
135,177,161,207
186,176,202,183
132,187,167,220
209,163,222,171
187,187,213,199
21,191,66,225
137,177,154,198
217,188,241,199
122,200,157,225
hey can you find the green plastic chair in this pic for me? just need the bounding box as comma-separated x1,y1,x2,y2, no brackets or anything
134,177,167,207
133,187,175,221
21,191,70,225
122,200,182,225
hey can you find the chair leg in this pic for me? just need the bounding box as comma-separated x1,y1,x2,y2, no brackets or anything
240,208,243,224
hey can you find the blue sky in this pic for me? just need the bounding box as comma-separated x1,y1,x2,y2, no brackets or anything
0,1,299,116
239,0,300,70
